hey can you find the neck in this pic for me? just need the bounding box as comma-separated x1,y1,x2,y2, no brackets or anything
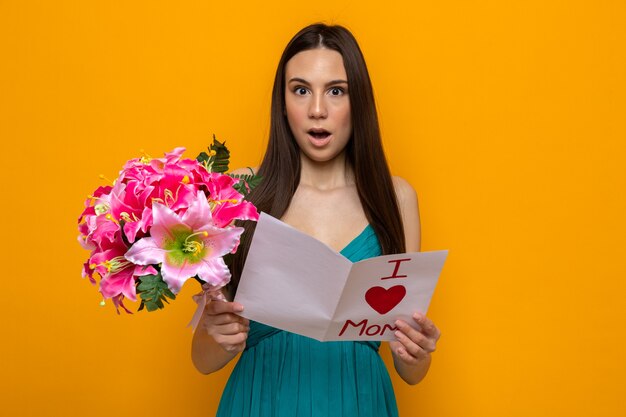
298,151,354,190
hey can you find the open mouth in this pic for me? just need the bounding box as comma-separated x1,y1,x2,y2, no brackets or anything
307,128,331,140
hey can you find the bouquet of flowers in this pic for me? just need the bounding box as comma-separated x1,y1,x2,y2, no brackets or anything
77,138,260,314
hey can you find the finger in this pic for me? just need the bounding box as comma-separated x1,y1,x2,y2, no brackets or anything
395,320,437,353
214,321,250,336
413,313,441,340
394,319,423,345
393,345,420,366
209,312,247,326
205,300,245,315
214,332,248,349
226,342,246,354
394,329,433,358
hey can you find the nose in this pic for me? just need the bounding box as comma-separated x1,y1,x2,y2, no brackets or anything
308,94,327,119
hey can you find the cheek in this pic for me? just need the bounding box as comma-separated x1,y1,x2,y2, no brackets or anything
285,100,306,125
338,106,352,133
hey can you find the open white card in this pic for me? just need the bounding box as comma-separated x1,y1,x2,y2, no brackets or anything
234,212,448,341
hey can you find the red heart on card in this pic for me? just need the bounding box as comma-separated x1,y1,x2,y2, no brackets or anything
365,285,406,315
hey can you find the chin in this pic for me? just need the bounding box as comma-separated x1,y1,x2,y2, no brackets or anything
300,148,346,164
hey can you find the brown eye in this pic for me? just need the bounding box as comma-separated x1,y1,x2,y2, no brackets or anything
294,87,308,95
329,87,344,96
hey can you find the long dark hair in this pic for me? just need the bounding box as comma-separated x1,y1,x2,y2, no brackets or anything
227,23,406,296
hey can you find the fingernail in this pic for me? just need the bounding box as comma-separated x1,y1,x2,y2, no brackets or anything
394,331,402,338
413,312,422,320
234,304,244,312
397,347,405,355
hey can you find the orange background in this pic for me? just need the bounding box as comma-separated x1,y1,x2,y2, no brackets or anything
1,1,625,416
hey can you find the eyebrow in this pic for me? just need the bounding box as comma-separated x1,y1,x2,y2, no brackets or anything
287,77,348,87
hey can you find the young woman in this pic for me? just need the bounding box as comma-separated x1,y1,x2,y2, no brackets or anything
192,23,441,416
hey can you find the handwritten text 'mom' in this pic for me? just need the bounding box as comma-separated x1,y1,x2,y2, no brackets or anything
338,319,398,337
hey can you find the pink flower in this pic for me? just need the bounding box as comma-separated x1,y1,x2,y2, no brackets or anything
77,144,261,314
124,191,244,293
87,234,157,304
107,148,213,243
204,172,259,227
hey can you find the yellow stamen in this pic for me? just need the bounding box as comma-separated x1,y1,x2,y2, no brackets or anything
181,175,190,184
100,256,131,274
183,241,203,254
139,149,152,164
94,202,110,216
105,213,119,224
182,231,209,254
98,174,115,185
164,189,175,205
210,198,239,205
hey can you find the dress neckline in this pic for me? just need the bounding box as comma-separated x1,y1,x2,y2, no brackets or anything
339,224,373,255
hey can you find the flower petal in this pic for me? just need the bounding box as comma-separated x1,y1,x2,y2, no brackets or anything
212,201,259,228
111,294,133,314
100,269,137,301
123,220,142,244
196,257,231,287
134,265,158,276
164,147,186,163
149,202,187,245
200,226,245,258
82,261,96,285
181,191,213,230
161,259,199,293
125,237,165,265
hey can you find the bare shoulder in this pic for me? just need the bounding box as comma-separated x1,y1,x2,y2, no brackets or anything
230,166,259,176
392,176,418,205
392,176,421,252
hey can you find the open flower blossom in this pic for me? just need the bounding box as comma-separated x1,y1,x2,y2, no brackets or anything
125,192,244,293
77,143,260,313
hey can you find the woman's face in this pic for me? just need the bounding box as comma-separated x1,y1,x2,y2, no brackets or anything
284,48,352,163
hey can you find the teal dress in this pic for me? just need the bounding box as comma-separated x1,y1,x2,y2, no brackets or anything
216,225,399,417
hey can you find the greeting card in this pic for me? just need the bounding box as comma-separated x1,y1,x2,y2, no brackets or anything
234,212,448,341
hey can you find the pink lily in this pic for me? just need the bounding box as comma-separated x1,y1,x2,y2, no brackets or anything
124,191,244,293
87,234,157,303
204,172,260,227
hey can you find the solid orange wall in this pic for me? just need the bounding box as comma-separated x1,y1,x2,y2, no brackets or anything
1,1,625,416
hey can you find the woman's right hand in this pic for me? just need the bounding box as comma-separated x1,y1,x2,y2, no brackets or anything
202,300,250,354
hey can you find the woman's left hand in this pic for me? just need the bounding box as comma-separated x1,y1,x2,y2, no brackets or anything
390,313,441,366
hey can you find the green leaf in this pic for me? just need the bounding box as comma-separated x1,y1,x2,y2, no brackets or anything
145,301,159,312
197,135,230,173
137,281,154,291
210,136,230,173
229,172,263,197
135,272,177,313
196,151,210,165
